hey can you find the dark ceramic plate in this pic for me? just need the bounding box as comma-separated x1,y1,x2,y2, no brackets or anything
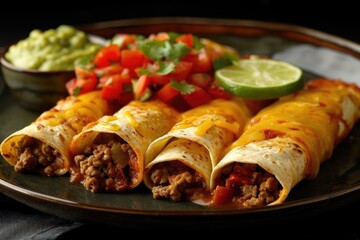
1,18,360,229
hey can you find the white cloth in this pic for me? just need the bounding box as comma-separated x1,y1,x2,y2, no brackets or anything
273,44,360,84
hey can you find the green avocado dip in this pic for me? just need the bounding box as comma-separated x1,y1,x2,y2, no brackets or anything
5,25,103,71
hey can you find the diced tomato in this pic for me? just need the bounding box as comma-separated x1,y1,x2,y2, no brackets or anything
212,185,233,207
66,66,98,96
188,73,213,89
181,49,212,74
156,82,180,104
121,49,145,70
74,66,97,81
101,74,132,100
113,34,137,49
65,76,97,96
98,68,130,87
148,32,170,41
93,44,121,68
168,61,193,81
94,63,123,78
134,75,151,100
115,92,134,106
101,82,122,100
182,85,211,108
208,85,232,99
176,34,193,48
233,164,253,177
65,78,79,96
149,74,171,86
145,61,192,86
192,48,212,73
69,32,237,110
181,51,198,63
225,173,253,187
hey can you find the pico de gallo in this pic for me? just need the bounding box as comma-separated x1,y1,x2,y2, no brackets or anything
65,32,239,111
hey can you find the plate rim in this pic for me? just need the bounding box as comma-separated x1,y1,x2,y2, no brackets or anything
1,174,360,216
78,17,360,56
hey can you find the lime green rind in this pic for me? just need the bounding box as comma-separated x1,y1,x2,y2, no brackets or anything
222,75,304,99
215,58,304,99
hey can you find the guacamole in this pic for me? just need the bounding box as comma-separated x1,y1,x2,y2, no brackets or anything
5,25,102,71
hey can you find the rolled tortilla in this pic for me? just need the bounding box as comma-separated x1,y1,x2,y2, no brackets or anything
143,98,252,205
69,100,179,192
0,91,112,176
210,78,360,208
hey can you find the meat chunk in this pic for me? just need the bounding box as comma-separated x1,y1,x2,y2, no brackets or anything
216,162,281,208
72,133,137,192
150,161,205,202
13,136,64,176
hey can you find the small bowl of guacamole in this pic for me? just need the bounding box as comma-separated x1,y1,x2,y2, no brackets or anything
0,25,104,111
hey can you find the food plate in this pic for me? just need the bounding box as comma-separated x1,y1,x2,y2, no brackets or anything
1,17,360,229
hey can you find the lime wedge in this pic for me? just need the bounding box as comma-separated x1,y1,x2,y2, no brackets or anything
215,59,304,99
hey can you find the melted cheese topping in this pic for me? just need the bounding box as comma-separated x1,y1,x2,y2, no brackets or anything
176,98,251,137
195,119,213,136
229,79,360,178
98,121,121,131
124,111,139,128
40,91,109,130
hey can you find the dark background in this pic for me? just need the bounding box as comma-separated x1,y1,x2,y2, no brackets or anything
0,1,359,46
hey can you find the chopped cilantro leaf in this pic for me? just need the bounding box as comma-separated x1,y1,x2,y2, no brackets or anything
72,87,81,97
137,68,152,76
135,35,146,43
110,35,125,47
139,40,169,61
74,57,93,69
170,79,195,95
136,61,175,76
213,53,240,70
167,42,190,61
157,61,175,75
123,83,133,93
193,36,204,51
139,40,190,62
168,32,180,41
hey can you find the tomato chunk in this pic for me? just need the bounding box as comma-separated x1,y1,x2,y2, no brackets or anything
182,85,211,108
225,173,253,187
134,75,150,100
188,73,213,89
94,63,123,78
66,66,98,96
176,34,193,48
208,85,232,100
212,185,233,207
121,49,145,70
168,61,193,81
157,82,180,104
93,44,121,68
101,74,132,100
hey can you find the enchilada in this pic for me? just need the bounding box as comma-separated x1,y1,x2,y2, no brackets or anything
0,90,112,176
144,98,251,204
210,78,360,208
69,100,179,192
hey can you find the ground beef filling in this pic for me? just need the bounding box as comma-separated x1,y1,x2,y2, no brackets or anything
214,162,281,208
73,133,137,192
150,161,206,202
13,136,64,176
